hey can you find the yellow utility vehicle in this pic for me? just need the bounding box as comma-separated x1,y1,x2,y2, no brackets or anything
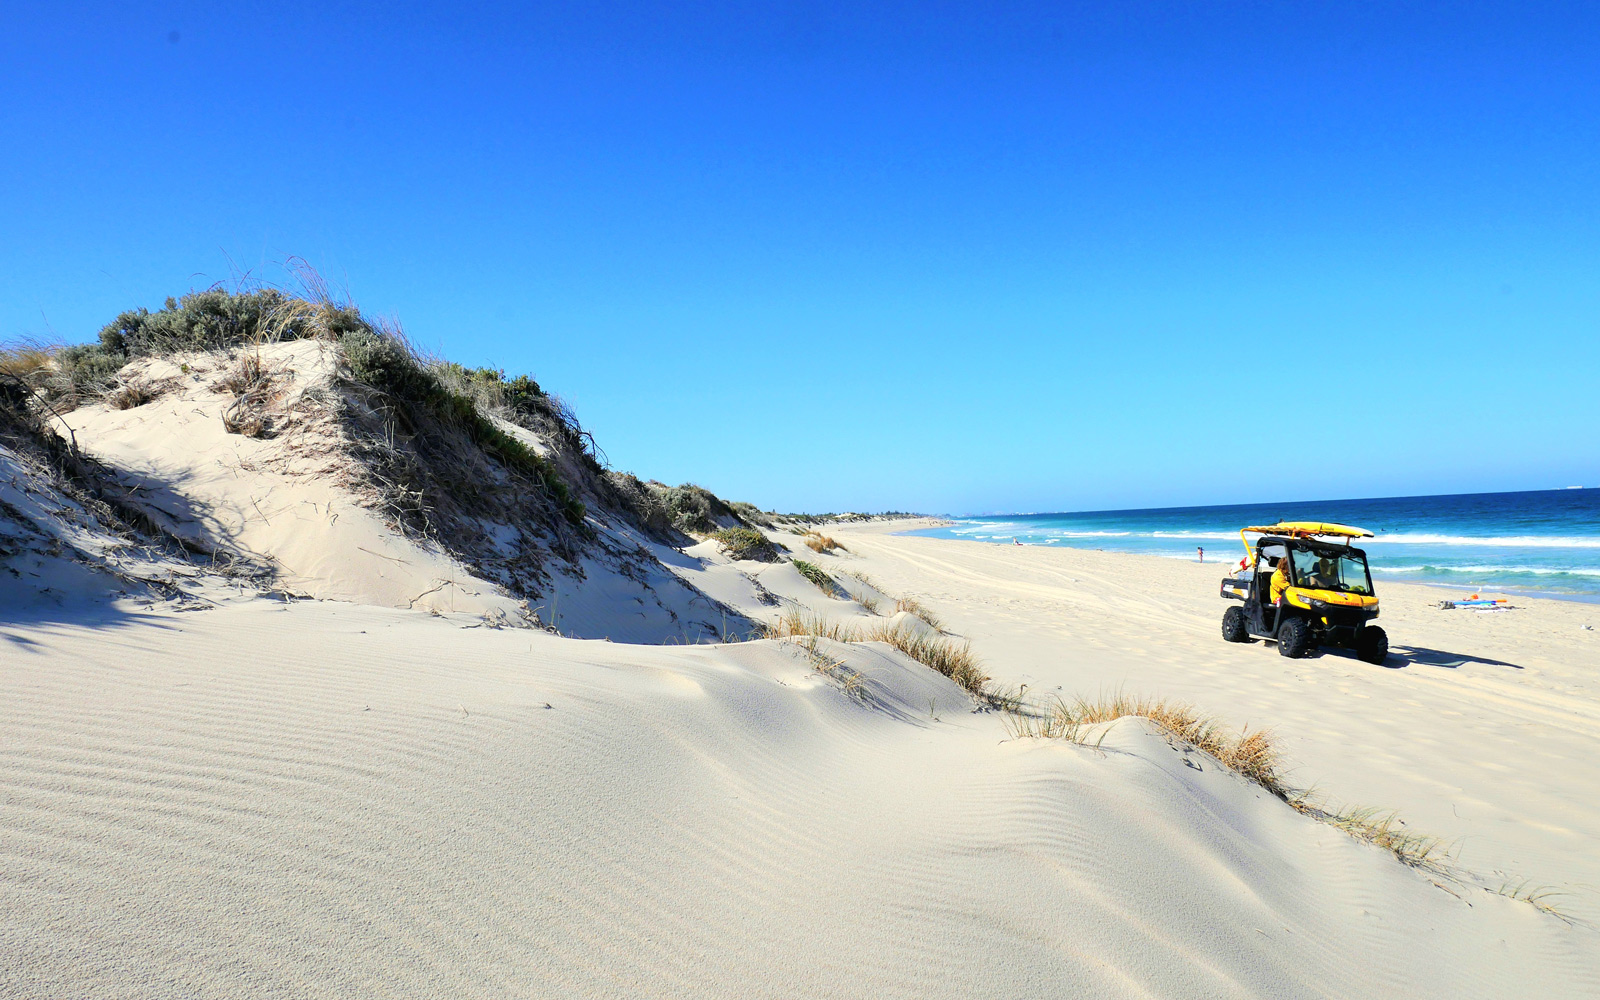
1219,522,1388,663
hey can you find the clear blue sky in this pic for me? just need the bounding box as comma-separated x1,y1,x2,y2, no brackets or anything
4,2,1598,514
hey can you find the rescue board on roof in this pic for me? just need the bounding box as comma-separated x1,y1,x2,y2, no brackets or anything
1243,522,1374,539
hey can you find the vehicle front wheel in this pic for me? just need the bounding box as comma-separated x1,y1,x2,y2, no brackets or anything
1357,625,1389,664
1277,617,1313,658
1221,607,1249,643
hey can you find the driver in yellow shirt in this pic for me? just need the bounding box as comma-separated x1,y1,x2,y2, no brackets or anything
1269,557,1294,604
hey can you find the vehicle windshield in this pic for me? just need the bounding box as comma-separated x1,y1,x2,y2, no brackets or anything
1290,548,1373,595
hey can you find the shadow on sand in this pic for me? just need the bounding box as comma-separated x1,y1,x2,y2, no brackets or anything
1387,645,1524,670
1306,643,1524,671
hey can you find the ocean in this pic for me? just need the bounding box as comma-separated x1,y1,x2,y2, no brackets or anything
910,489,1600,602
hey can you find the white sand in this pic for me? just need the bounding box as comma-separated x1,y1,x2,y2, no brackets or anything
4,597,1596,998
6,386,1600,999
819,521,1600,925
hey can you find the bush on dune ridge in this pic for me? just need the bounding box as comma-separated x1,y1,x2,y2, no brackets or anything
712,526,779,562
4,278,768,550
5,285,588,528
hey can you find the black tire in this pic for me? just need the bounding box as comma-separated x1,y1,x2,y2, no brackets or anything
1357,625,1389,665
1221,607,1249,643
1277,616,1313,658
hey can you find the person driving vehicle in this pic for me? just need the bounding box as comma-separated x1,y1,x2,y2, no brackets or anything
1311,556,1339,589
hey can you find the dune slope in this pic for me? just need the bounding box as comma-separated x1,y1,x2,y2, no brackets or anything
2,599,1595,999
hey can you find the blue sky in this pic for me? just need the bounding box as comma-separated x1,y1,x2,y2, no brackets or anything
4,2,1598,513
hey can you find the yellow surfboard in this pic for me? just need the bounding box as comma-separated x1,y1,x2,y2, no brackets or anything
1243,522,1373,539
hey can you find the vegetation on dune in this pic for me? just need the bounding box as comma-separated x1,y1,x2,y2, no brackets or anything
653,482,744,534
892,595,942,630
774,511,922,526
802,530,845,554
4,286,592,527
1006,694,1283,791
764,609,987,696
999,692,1481,882
3,278,773,564
711,526,779,562
791,558,845,597
729,501,773,528
603,471,676,538
339,328,585,526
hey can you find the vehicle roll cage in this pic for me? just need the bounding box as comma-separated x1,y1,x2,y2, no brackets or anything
1237,522,1374,566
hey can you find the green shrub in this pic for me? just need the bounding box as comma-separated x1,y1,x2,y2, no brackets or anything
792,558,842,595
97,289,320,358
339,328,584,527
48,288,587,529
712,527,778,561
654,483,739,534
56,343,127,392
729,501,773,528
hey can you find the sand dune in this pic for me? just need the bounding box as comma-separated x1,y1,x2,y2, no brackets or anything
5,598,1596,998
4,315,1597,995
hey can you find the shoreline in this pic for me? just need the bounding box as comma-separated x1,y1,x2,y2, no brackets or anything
897,522,1600,605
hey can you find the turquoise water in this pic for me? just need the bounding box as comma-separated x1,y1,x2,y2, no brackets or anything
910,489,1600,602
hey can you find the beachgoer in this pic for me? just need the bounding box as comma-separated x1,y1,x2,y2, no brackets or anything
1270,557,1294,604
1197,546,1204,563
1013,537,1022,546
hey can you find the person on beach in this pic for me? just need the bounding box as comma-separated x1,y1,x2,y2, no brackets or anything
1197,546,1204,563
1270,557,1293,604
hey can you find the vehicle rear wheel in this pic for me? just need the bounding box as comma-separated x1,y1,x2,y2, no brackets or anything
1221,607,1248,643
1277,617,1313,658
1357,625,1388,664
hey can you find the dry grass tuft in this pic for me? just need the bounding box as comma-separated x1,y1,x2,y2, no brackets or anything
106,380,154,410
838,569,883,612
0,340,59,381
1492,879,1571,919
1000,693,1494,885
893,595,943,630
1006,693,1284,791
872,622,984,693
1306,805,1452,873
803,531,846,554
763,611,987,695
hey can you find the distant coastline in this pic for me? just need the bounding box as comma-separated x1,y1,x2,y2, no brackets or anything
911,489,1600,602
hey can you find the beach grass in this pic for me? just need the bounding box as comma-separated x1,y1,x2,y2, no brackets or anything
893,595,943,630
792,559,843,596
1301,804,1453,873
764,610,986,695
998,692,1486,882
1006,693,1283,791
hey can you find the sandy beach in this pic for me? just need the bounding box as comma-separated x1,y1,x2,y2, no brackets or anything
4,311,1596,998
822,520,1600,923
5,517,1598,997
11,6,1600,994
